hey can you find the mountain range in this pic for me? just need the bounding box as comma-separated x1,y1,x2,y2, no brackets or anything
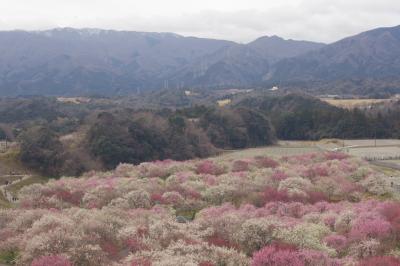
266,25,400,95
0,25,399,96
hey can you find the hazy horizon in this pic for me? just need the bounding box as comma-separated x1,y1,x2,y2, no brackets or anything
1,0,400,43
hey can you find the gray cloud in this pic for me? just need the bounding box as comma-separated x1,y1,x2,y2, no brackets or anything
0,0,399,43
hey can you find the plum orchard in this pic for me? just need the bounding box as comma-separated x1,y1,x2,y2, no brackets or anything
1,152,400,265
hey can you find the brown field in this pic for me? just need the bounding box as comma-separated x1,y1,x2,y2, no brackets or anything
218,141,323,160
56,97,91,104
219,146,321,160
320,98,391,109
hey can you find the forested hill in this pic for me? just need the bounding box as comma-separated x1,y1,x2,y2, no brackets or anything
0,93,400,177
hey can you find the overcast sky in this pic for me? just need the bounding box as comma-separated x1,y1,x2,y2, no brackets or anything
0,0,399,43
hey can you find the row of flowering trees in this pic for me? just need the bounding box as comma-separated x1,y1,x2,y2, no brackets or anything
1,152,400,265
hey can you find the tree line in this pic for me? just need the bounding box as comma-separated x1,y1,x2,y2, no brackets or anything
2,93,400,177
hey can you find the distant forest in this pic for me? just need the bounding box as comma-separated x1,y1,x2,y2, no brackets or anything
1,90,400,177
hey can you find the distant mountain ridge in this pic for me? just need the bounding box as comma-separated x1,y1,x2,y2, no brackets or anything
0,28,234,95
0,28,324,96
248,35,325,63
266,25,400,94
0,25,399,96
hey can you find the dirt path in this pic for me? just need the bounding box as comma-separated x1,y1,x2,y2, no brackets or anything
0,175,30,203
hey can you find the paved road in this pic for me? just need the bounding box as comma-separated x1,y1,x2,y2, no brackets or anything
370,161,400,171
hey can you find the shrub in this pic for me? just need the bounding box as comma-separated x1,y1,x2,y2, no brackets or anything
255,157,279,169
196,160,225,175
251,244,304,266
380,202,400,239
232,160,250,172
161,191,184,206
298,249,335,266
206,233,238,250
350,239,382,258
199,262,215,266
324,152,349,161
125,190,151,209
358,256,400,266
31,255,72,266
262,187,326,204
263,187,294,203
323,234,347,252
271,171,288,182
349,217,392,241
130,258,152,266
278,177,312,198
237,218,278,254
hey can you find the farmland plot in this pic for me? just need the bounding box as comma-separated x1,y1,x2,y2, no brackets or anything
219,145,321,160
347,147,400,160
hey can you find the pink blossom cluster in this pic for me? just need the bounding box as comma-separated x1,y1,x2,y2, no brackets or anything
0,152,399,265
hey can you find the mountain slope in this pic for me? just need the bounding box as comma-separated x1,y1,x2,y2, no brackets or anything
169,37,324,88
267,25,400,84
0,28,234,96
0,28,324,95
169,44,269,87
248,35,325,64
